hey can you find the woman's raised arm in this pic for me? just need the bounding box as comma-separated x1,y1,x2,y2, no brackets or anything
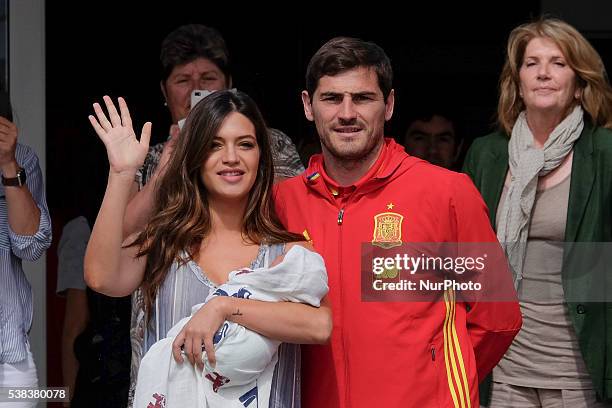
84,96,151,296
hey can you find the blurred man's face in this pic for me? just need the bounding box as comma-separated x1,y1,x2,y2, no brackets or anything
403,115,459,169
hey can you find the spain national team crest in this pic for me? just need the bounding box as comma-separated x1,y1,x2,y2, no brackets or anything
372,211,404,249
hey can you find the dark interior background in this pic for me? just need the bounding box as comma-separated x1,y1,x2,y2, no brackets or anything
44,1,612,388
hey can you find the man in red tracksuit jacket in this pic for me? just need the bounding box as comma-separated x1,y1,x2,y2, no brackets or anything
274,37,522,407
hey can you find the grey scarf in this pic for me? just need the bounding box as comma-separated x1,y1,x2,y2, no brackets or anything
497,105,584,287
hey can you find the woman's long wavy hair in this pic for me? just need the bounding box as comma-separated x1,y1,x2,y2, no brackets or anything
497,18,612,134
130,90,303,319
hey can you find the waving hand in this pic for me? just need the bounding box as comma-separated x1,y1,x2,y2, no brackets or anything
88,96,151,175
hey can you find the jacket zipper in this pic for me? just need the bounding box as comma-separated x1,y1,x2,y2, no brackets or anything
336,204,350,406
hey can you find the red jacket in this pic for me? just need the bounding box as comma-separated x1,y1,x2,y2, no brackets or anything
274,139,521,408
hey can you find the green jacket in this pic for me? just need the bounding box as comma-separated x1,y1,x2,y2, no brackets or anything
463,121,612,404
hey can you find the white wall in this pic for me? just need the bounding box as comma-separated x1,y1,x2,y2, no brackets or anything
10,0,47,388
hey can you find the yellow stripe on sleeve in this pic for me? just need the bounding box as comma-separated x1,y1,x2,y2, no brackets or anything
443,290,461,408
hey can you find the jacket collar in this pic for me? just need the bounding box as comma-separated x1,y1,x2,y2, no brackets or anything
483,135,509,227
566,120,595,243
301,138,410,202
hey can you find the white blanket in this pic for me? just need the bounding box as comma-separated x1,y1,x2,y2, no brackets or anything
133,245,328,408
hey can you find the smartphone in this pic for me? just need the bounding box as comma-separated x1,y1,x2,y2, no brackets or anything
177,90,216,130
190,89,215,109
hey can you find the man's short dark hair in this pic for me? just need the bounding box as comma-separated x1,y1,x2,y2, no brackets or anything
305,37,393,100
160,24,230,83
405,105,463,143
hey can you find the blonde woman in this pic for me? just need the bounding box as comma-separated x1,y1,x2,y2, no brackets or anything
464,18,612,407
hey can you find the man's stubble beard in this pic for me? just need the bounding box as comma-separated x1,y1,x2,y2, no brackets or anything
320,131,384,171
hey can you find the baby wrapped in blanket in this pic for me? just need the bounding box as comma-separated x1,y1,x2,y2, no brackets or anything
134,245,328,408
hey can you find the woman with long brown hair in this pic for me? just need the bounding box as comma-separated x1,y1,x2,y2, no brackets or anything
84,90,331,406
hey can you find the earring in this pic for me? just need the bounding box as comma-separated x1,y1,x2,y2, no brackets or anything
164,101,168,107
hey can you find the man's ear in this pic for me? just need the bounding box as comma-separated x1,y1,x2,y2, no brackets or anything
384,89,395,121
302,90,315,122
